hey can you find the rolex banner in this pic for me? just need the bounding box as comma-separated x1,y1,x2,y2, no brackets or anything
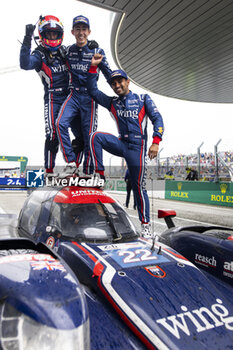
165,180,233,207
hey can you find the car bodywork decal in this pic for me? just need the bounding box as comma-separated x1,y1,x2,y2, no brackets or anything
144,265,166,278
0,253,66,271
46,236,55,248
81,242,169,350
54,187,115,204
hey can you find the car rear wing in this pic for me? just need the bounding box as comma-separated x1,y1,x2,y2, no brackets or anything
158,209,176,228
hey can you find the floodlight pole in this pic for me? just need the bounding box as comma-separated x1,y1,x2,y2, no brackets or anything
166,157,169,172
197,142,204,180
109,155,115,177
214,139,222,182
157,147,163,179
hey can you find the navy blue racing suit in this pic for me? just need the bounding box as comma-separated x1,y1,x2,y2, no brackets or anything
56,43,112,174
87,66,164,224
20,44,83,171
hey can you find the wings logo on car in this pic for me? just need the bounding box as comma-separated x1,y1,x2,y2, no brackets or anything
156,298,233,339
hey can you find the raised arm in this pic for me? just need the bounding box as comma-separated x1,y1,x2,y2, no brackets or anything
87,54,113,110
20,24,42,71
97,48,112,83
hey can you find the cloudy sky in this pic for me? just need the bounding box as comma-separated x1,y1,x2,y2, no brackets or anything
0,0,232,168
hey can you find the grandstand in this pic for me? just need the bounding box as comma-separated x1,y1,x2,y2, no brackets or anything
159,151,233,182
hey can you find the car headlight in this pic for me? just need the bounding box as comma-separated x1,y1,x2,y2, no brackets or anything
0,302,90,350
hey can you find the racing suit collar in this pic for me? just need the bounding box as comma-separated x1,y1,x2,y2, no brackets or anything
76,43,88,50
118,90,133,100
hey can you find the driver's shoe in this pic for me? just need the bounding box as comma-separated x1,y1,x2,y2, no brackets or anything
141,223,153,238
93,172,105,188
59,162,78,178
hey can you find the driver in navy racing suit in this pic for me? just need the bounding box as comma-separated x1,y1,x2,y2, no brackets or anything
20,15,83,175
56,15,112,174
87,55,164,237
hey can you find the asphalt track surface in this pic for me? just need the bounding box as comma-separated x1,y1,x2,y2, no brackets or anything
110,192,233,233
0,190,232,238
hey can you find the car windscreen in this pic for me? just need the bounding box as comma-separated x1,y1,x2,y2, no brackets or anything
48,202,138,242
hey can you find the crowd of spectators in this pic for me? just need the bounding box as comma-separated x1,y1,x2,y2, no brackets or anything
102,150,233,182
0,168,20,178
159,150,233,181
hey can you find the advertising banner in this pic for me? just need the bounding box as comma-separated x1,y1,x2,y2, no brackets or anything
0,178,26,186
165,180,233,207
